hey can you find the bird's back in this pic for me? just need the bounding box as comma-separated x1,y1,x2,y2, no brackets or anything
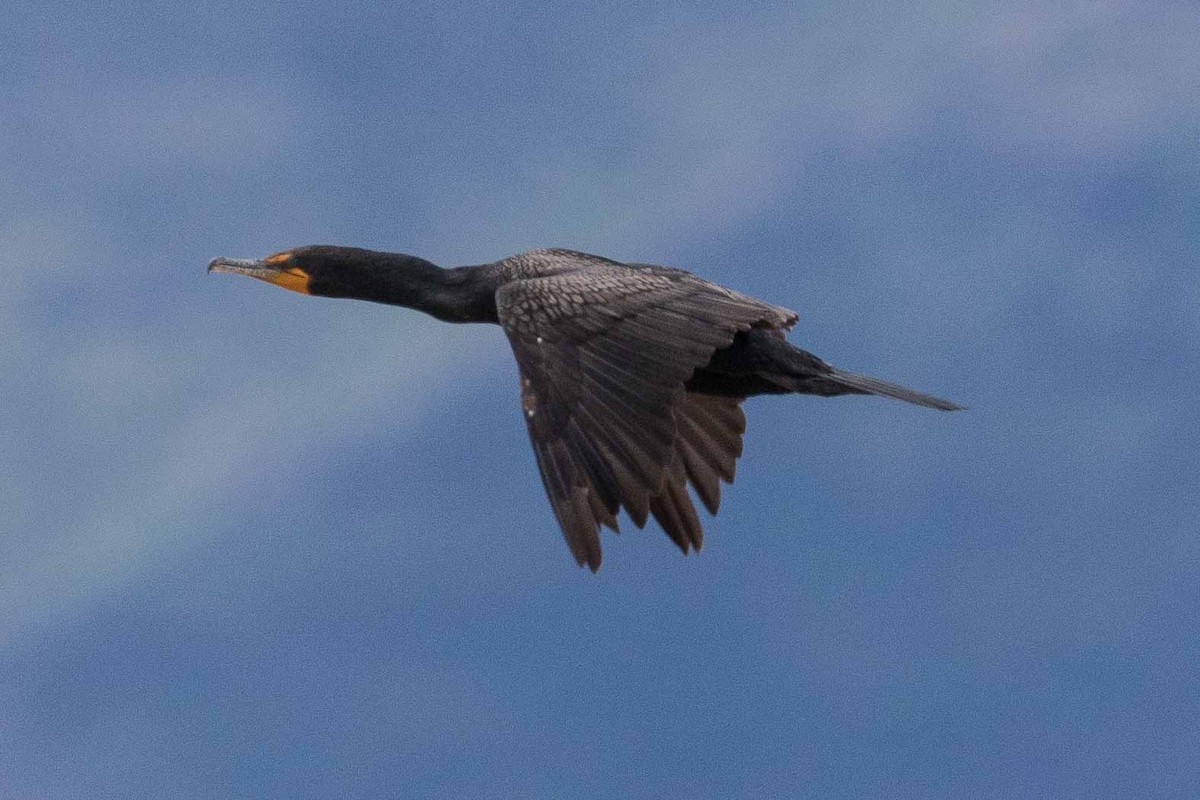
491,248,798,330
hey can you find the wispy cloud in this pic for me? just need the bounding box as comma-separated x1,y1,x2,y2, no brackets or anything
84,80,306,166
0,77,488,646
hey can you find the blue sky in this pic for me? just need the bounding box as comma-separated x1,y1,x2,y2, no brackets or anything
3,2,1198,797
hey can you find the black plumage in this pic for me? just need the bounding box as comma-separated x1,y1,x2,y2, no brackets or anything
209,245,962,571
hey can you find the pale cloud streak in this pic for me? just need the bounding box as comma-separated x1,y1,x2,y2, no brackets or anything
0,77,492,646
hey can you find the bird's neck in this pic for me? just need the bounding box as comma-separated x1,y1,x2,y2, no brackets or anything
347,253,499,323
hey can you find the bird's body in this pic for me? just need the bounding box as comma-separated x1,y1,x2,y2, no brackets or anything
209,245,961,570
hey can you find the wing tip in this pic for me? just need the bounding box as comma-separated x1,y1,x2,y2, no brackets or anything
577,552,602,573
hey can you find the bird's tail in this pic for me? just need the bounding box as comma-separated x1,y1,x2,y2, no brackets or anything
815,367,964,411
768,340,964,411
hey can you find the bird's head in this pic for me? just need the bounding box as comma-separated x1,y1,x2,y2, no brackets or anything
208,245,391,298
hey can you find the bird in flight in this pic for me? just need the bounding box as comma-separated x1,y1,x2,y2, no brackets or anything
210,246,961,570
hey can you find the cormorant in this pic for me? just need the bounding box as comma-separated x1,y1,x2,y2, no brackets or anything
209,245,961,571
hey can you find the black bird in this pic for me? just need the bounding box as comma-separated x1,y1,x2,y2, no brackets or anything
209,245,961,571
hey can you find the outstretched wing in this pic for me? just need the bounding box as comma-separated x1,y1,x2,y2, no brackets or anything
496,264,796,570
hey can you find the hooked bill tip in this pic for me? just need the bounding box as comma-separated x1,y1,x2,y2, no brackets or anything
207,256,263,276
